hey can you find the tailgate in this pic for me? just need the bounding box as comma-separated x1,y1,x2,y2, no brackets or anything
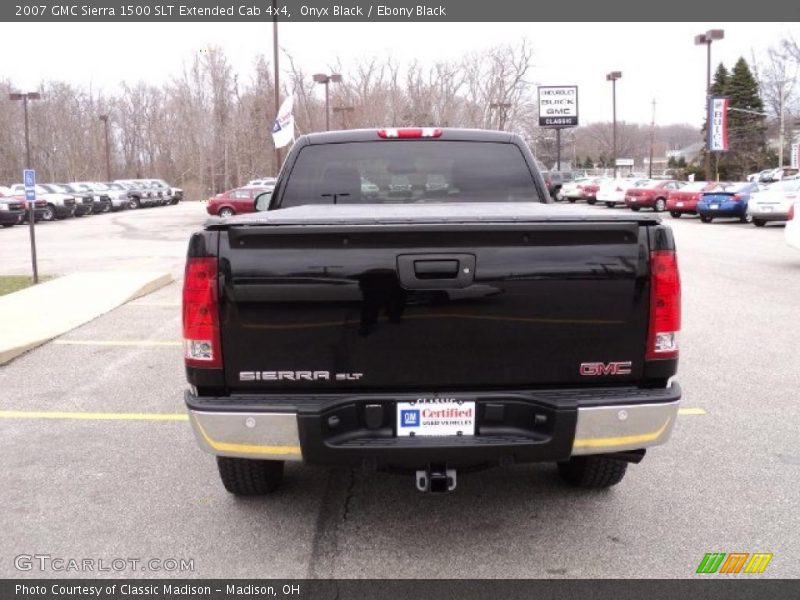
218,222,650,391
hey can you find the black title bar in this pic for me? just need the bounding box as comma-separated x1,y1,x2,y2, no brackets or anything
4,0,800,21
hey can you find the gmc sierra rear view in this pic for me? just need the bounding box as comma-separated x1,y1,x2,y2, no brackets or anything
182,128,682,495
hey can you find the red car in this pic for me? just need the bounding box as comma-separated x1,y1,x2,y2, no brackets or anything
580,179,607,204
206,187,271,217
666,181,727,218
624,180,684,212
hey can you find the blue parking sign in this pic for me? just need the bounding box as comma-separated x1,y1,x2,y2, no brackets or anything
23,169,36,203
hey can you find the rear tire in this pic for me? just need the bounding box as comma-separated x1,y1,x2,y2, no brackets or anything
42,204,56,221
587,199,596,206
568,198,576,203
654,198,666,212
218,207,235,218
630,206,641,211
700,215,713,223
670,211,682,218
753,219,767,227
557,456,628,488
129,197,141,209
216,457,284,495
605,202,614,208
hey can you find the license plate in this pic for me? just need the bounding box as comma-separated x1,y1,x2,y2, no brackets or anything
397,399,475,437
762,206,773,212
677,202,684,207
710,204,719,209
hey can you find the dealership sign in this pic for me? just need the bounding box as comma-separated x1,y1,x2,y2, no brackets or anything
708,96,729,152
538,86,578,127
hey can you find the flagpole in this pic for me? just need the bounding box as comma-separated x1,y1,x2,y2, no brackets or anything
272,0,281,175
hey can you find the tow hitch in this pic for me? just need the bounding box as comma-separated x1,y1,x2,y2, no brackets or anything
416,464,457,492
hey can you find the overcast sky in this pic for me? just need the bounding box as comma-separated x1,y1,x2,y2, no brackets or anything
2,22,795,126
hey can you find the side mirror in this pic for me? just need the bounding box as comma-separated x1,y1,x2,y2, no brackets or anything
254,191,273,212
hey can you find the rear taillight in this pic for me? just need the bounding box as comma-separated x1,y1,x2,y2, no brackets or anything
646,251,681,361
183,256,221,368
377,127,442,139
788,204,795,221
731,194,742,202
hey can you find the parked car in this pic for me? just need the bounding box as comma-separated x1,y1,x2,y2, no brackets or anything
81,182,129,212
785,202,799,251
51,184,94,216
543,171,574,199
696,182,760,223
760,166,800,183
69,182,112,213
0,197,26,227
748,169,773,182
10,183,76,221
142,179,183,204
361,177,381,199
103,182,138,209
183,127,682,495
580,178,609,205
114,180,156,208
246,177,277,188
596,178,649,208
559,177,593,203
624,180,684,212
206,186,269,217
746,178,800,227
666,181,723,218
0,190,48,222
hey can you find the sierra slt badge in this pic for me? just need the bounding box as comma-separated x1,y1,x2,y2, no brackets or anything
239,371,363,382
579,361,632,376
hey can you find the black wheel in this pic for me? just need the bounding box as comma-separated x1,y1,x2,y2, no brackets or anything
568,198,576,203
700,215,713,223
42,204,56,221
630,206,641,211
218,207,235,218
2,223,14,228
102,202,111,213
605,202,614,208
587,199,596,205
654,198,666,212
670,211,682,218
129,197,141,209
557,456,628,488
753,219,767,227
216,457,284,495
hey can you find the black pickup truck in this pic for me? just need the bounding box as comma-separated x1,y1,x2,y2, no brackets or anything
183,128,681,495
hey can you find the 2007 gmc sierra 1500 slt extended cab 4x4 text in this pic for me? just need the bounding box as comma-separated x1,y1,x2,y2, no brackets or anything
182,128,681,495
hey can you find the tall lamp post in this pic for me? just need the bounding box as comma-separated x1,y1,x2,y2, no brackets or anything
332,106,354,129
272,0,282,175
605,71,622,177
98,114,111,181
695,28,724,181
10,91,41,284
313,73,342,131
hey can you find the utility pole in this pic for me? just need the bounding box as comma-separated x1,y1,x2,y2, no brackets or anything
313,73,343,131
648,99,657,178
779,84,785,167
333,106,355,129
606,71,622,177
272,0,281,175
10,91,41,284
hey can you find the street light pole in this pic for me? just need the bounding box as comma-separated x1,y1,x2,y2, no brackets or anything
10,91,42,284
695,28,724,181
313,73,342,131
606,71,622,178
99,115,111,181
648,99,656,178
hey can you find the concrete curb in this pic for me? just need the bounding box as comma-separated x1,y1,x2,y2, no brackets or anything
0,271,173,365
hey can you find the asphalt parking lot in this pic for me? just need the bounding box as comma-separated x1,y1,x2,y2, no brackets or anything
1,201,799,578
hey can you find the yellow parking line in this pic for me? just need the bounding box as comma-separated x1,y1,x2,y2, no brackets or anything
678,407,707,415
53,340,181,347
0,410,188,422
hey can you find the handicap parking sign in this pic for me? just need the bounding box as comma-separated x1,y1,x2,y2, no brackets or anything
23,169,36,202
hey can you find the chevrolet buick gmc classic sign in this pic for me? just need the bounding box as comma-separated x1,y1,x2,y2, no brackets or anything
538,85,579,127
